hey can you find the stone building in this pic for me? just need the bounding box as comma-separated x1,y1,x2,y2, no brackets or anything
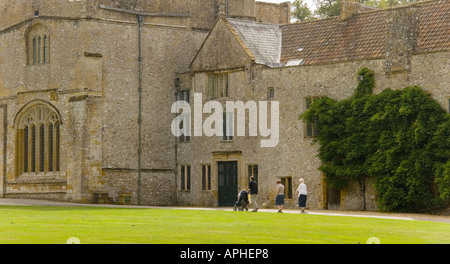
177,0,450,210
0,0,448,211
0,0,290,205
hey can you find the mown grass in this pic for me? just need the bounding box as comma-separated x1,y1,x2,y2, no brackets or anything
0,205,449,244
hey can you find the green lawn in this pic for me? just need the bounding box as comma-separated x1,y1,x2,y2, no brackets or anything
0,205,449,244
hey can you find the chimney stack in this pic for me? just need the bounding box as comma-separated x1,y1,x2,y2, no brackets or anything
340,0,360,20
227,0,256,21
218,0,227,18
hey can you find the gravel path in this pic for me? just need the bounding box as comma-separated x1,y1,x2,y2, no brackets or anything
1,198,449,223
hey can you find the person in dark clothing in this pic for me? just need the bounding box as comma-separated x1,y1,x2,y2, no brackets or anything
248,176,258,212
234,189,249,211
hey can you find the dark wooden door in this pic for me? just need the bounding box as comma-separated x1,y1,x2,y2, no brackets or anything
327,187,341,210
218,161,238,206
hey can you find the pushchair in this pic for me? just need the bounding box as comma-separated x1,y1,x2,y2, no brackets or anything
233,190,249,211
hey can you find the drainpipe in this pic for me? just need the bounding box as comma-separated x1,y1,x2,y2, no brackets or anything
137,14,143,205
226,0,229,17
174,78,180,205
96,3,192,206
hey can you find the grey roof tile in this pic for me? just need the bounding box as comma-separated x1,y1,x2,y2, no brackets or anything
227,18,282,66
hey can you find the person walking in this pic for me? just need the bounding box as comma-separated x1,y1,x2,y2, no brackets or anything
248,176,258,212
275,180,285,213
295,178,308,213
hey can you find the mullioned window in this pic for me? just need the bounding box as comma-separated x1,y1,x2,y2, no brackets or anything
16,103,60,176
27,23,50,65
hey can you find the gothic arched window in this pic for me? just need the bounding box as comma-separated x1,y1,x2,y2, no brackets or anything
16,102,61,176
27,23,50,65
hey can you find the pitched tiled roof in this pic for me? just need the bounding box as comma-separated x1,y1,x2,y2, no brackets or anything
224,0,449,67
417,0,450,53
281,11,387,65
227,18,282,66
280,0,449,65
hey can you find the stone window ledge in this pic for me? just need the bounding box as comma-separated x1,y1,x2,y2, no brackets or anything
8,175,67,185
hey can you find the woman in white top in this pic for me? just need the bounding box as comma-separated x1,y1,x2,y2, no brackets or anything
295,178,307,213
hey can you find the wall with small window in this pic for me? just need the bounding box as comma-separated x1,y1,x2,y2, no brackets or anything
27,23,50,65
180,165,191,191
208,73,229,99
201,164,212,191
248,164,258,182
280,176,293,200
176,90,191,142
304,96,323,138
268,88,275,100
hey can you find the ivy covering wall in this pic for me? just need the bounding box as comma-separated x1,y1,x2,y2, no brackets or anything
300,68,450,212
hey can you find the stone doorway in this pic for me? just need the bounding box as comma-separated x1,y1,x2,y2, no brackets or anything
327,187,341,210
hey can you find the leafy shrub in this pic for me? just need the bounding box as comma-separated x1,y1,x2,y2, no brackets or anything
300,68,450,212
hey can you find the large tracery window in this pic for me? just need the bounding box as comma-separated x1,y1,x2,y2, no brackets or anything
16,103,61,176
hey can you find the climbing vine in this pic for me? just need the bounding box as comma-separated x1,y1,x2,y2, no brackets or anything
355,67,375,97
300,68,450,212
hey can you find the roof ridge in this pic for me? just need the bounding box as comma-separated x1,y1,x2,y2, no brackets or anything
281,0,444,28
226,17,281,28
280,0,449,65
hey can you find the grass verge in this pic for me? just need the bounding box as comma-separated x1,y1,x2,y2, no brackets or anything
0,205,449,244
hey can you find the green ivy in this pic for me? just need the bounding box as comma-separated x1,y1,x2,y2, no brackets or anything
299,68,450,212
355,67,375,97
